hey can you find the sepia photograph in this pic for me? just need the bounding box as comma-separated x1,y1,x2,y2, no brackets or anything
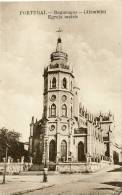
0,1,122,195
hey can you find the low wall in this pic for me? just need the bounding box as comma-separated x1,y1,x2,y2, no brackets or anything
0,161,111,174
0,163,32,175
56,161,111,173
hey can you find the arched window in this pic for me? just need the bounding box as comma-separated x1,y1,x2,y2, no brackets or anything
71,106,72,118
61,140,67,161
50,80,51,89
62,78,67,88
51,104,56,117
71,81,72,91
52,77,56,88
55,63,59,68
49,140,56,162
62,104,67,117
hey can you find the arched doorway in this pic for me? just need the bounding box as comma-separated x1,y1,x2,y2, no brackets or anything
61,140,67,162
49,140,56,162
78,142,86,162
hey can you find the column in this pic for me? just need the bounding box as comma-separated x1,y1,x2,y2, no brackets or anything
68,119,72,162
21,156,24,164
42,119,49,165
8,156,11,164
30,157,33,165
87,124,91,163
56,118,61,163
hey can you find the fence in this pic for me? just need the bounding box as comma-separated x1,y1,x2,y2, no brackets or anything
56,161,111,173
0,162,32,175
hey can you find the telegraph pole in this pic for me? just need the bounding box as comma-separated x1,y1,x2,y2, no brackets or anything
2,146,8,184
43,139,48,182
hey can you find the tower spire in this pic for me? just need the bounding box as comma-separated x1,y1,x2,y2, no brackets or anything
56,28,63,52
56,27,63,38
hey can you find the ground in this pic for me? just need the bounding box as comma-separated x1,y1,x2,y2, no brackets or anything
25,166,122,195
0,165,122,195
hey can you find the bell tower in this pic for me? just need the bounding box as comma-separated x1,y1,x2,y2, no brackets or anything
43,29,75,162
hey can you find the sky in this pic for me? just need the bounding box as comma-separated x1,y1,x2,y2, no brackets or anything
0,1,122,144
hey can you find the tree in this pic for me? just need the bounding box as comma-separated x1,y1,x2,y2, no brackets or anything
0,127,22,162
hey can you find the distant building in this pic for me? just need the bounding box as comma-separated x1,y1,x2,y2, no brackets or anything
113,143,122,164
29,34,115,165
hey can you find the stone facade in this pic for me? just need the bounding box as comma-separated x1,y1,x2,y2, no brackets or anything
29,36,114,166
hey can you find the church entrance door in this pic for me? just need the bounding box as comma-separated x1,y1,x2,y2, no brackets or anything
61,140,67,162
49,140,56,162
78,141,86,162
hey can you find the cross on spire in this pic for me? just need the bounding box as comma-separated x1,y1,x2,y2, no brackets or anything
56,27,63,38
56,28,63,52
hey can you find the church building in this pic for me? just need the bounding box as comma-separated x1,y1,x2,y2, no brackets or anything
29,33,114,169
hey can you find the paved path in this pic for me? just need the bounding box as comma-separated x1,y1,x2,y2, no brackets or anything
0,165,121,195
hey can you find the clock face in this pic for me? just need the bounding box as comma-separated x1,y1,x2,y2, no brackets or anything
62,125,67,131
62,95,67,102
50,125,55,131
50,95,56,102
